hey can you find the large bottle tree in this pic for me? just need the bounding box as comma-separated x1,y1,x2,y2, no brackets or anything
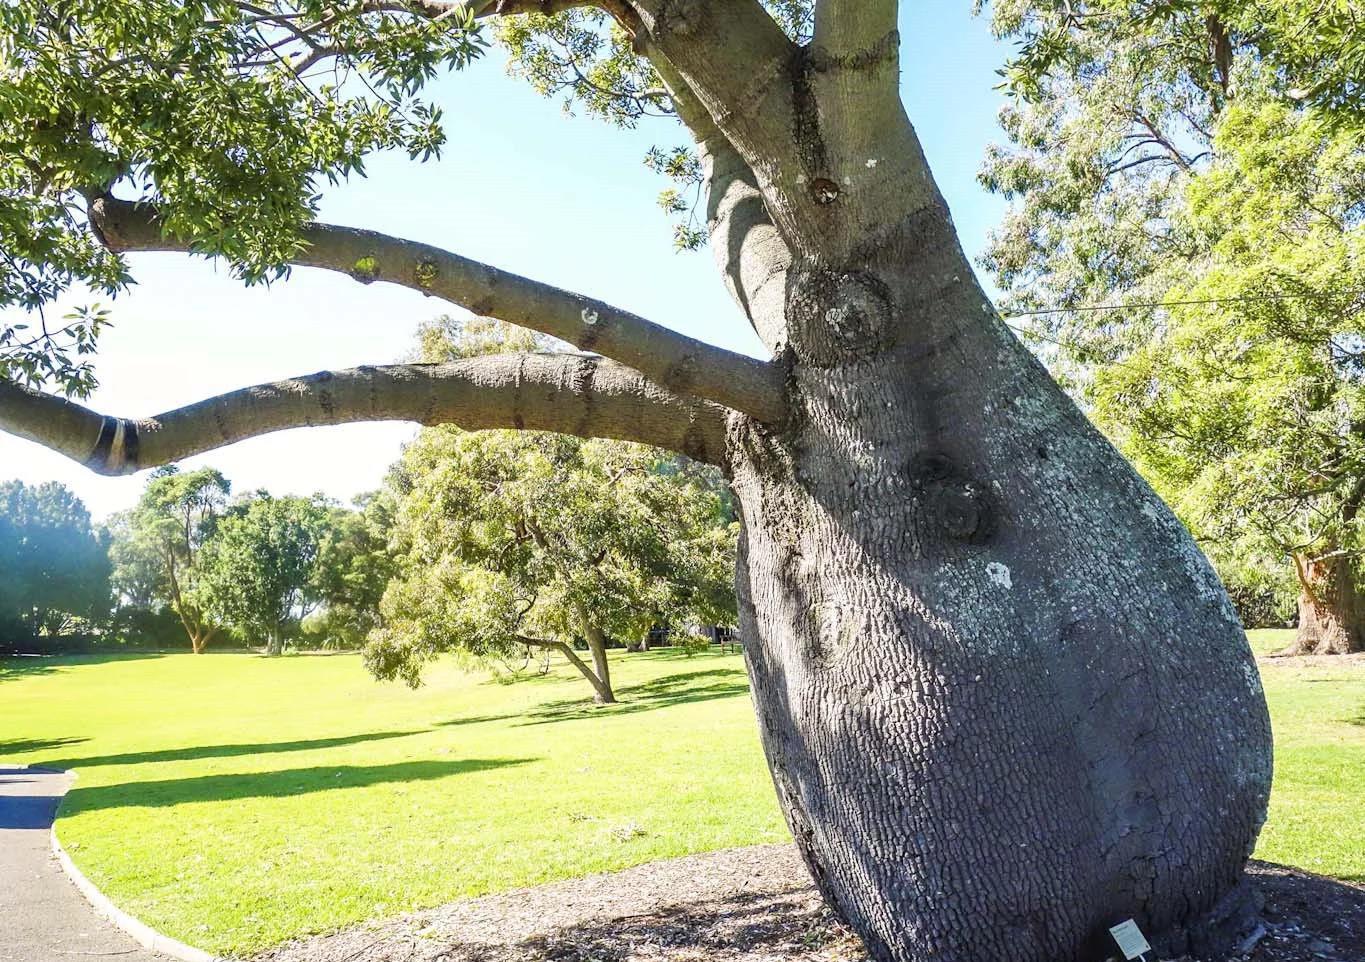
0,3,1273,960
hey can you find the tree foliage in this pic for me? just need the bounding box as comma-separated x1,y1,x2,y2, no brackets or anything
0,480,110,641
0,0,485,394
301,493,396,649
193,491,333,654
981,2,1365,639
366,316,736,699
367,429,737,695
110,465,230,652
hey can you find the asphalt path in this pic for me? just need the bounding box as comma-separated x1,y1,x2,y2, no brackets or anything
0,766,167,962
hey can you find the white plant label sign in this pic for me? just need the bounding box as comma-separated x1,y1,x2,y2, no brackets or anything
1108,919,1153,960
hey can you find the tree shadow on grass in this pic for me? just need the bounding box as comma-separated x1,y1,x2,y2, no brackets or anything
0,736,90,757
0,651,172,685
61,757,533,814
45,729,427,770
0,779,64,831
435,667,751,730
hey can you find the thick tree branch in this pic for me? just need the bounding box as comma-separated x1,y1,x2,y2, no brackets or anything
633,1,934,263
0,353,729,474
88,197,785,424
812,0,898,63
651,54,791,353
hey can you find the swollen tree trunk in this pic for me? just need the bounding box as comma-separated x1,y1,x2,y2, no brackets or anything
720,196,1271,960
1290,553,1362,655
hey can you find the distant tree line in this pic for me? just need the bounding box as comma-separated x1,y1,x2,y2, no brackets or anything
0,472,392,656
2,320,739,701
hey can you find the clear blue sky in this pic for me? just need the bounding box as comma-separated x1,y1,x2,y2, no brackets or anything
0,2,1011,519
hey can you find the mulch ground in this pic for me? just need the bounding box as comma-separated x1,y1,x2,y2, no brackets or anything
250,844,1363,962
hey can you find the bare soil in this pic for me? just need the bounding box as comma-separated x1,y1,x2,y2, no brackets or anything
250,845,1363,962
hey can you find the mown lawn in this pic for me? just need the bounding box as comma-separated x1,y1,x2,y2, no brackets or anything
1246,629,1365,883
1,632,1361,956
0,649,786,955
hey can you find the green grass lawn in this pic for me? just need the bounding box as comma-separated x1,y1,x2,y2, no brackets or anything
1245,629,1365,883
0,649,786,956
2,633,1362,957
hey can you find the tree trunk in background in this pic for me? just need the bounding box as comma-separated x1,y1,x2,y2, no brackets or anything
1290,554,1362,655
723,199,1272,962
583,620,616,704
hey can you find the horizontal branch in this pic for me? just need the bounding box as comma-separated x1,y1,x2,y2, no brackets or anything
0,353,730,473
88,197,786,424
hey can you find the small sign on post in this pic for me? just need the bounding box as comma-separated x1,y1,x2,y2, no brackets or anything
1108,919,1153,961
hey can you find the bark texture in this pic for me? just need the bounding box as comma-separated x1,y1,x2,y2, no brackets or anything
583,621,617,705
0,355,730,474
1290,555,1362,655
725,207,1272,962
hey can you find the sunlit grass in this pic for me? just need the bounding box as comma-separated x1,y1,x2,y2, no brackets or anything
0,649,785,955
1247,629,1365,883
2,630,1360,955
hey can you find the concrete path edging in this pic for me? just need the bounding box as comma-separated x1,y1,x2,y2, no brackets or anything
42,768,225,962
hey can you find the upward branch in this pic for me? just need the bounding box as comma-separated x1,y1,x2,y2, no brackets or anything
0,353,729,473
88,197,785,424
632,0,928,261
812,0,898,64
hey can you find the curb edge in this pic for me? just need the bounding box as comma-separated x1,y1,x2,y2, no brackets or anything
43,769,226,962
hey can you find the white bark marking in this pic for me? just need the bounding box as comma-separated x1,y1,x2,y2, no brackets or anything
581,308,600,326
986,562,1012,589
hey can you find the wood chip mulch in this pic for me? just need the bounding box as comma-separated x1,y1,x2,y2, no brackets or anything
248,845,1363,962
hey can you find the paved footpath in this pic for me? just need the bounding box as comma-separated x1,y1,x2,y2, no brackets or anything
0,766,168,962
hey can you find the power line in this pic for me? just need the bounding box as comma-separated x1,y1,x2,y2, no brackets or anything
1002,287,1365,319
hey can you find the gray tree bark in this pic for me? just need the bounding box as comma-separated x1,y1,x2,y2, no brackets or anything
726,228,1273,958
643,5,1272,959
583,621,616,705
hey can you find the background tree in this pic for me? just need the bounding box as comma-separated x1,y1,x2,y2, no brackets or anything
367,316,736,702
367,430,737,703
980,2,1365,654
110,466,231,652
194,492,331,656
301,493,396,650
0,2,1277,959
0,480,110,643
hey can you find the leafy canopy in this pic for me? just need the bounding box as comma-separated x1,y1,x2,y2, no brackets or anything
0,480,110,639
0,0,485,393
108,465,230,648
980,0,1365,609
193,491,334,647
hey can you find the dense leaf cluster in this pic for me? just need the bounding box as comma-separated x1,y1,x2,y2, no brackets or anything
0,0,486,392
0,480,111,642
